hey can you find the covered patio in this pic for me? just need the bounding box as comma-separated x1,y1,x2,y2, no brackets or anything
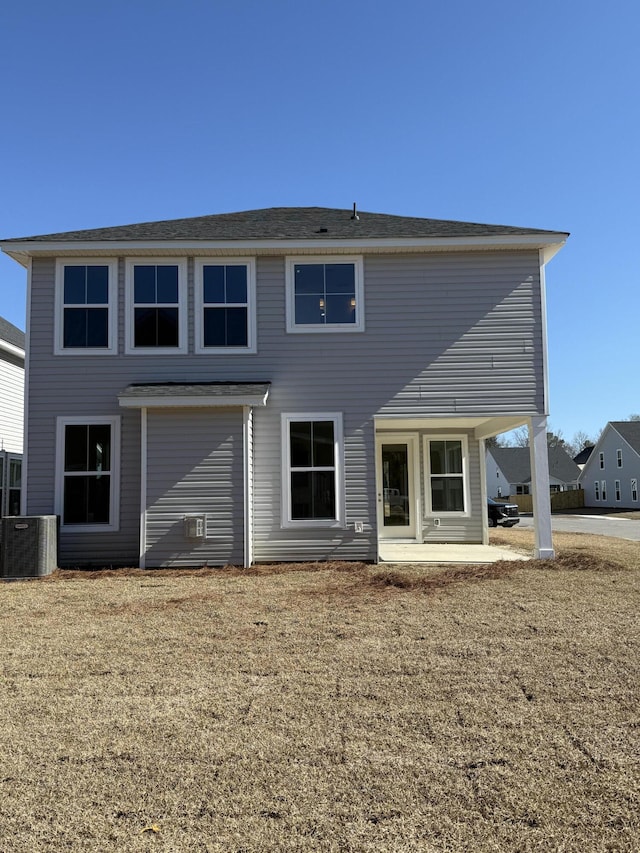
378,541,530,564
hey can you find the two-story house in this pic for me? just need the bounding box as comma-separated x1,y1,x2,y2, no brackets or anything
579,421,640,507
0,207,567,567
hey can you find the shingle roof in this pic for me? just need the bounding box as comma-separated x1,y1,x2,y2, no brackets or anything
1,207,568,243
489,446,581,484
573,445,594,465
118,381,271,408
610,421,640,456
120,381,270,398
0,315,25,349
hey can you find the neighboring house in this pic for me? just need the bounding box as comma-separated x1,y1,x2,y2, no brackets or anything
573,445,594,470
0,207,567,566
579,421,640,507
0,316,25,516
486,445,581,498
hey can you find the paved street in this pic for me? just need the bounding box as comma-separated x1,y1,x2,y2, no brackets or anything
518,514,640,541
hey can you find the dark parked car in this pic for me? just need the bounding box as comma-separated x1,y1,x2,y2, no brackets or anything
487,498,520,527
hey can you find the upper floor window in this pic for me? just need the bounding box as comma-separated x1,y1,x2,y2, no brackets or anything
55,260,117,355
285,257,364,333
599,452,605,469
425,437,469,515
616,449,623,468
281,413,344,528
125,259,187,354
195,259,256,353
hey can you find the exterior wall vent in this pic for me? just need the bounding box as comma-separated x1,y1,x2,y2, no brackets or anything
184,515,205,539
1,516,58,578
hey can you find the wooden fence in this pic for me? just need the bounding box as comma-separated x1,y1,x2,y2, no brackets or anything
505,490,585,514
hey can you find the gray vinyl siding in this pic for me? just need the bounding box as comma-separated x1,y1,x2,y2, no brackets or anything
145,408,244,567
0,352,24,454
25,250,545,563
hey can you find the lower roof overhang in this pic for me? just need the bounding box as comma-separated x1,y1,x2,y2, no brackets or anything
374,414,531,440
118,381,270,409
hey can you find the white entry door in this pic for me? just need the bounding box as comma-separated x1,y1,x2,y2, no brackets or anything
376,435,419,539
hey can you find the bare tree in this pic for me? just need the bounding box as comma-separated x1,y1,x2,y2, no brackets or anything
568,430,596,456
507,426,529,447
546,429,568,450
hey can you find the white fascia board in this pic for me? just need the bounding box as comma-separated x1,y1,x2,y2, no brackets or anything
1,233,569,259
0,339,25,360
118,392,270,409
374,414,531,434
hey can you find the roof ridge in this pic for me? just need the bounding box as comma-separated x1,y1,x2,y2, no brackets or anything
1,206,569,244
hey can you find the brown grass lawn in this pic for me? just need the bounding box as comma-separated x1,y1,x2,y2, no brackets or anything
0,531,638,852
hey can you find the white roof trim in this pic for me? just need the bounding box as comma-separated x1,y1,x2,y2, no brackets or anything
1,233,568,266
0,338,25,360
118,389,270,409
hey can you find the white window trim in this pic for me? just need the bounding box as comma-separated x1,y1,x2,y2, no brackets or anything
54,259,118,355
423,435,470,517
285,256,364,333
616,449,623,468
281,412,345,528
194,258,257,354
125,258,188,354
601,480,607,502
614,479,621,501
599,452,605,469
631,478,638,502
55,415,121,532
594,481,600,501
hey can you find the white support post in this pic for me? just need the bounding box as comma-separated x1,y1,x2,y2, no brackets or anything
479,437,489,546
529,415,555,559
139,407,147,569
242,406,253,569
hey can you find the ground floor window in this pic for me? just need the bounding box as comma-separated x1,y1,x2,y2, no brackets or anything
615,480,621,502
425,437,468,514
601,480,607,502
56,416,120,530
594,481,600,501
281,413,344,527
632,479,638,502
0,454,22,517
8,458,21,516
516,484,530,495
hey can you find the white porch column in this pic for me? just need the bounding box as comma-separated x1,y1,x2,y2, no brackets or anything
529,415,555,559
242,406,253,569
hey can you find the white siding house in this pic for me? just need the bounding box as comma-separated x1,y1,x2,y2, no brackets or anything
579,421,640,507
0,316,25,454
0,317,25,517
1,207,567,566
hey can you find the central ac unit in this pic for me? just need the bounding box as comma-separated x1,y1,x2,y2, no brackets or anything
1,516,58,578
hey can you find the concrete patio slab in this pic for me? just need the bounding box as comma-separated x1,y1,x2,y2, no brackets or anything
378,542,530,564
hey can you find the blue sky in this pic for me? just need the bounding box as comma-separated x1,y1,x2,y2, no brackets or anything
1,0,638,441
